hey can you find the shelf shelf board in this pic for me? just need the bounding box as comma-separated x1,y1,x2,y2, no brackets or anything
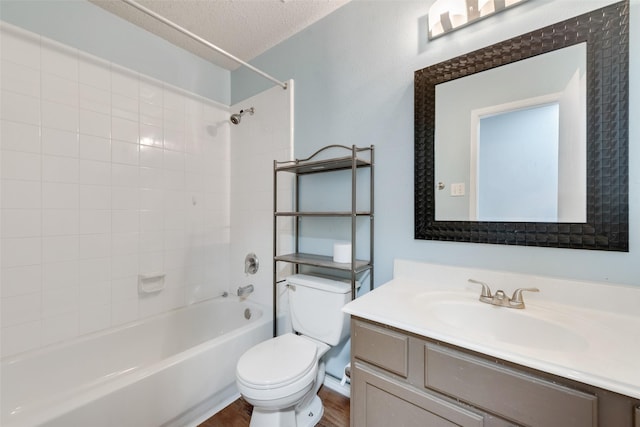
274,252,372,273
275,211,372,217
275,156,371,175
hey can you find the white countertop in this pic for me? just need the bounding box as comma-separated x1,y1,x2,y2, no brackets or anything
343,260,640,400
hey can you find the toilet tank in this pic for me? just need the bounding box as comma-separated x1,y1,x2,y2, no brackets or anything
286,274,357,346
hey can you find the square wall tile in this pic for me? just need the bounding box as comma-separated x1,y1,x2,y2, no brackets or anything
42,155,79,183
42,260,79,292
79,210,111,235
1,120,40,153
1,209,41,238
112,210,139,234
112,187,139,210
140,123,163,148
1,292,42,327
111,232,139,256
79,234,111,260
139,145,163,169
2,59,40,98
41,101,78,132
42,235,79,264
111,276,138,301
112,93,138,121
112,117,139,145
1,151,41,181
111,164,138,188
140,102,163,127
42,182,79,209
78,257,111,283
111,298,138,327
1,265,42,297
1,91,40,125
79,134,110,162
79,109,111,139
80,185,111,210
79,160,110,186
111,140,139,165
42,73,79,107
2,180,41,209
111,254,138,279
78,303,110,335
42,128,79,158
140,167,163,190
1,237,42,268
43,209,79,236
79,84,110,115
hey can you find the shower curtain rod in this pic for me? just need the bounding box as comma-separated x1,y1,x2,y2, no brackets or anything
121,0,288,90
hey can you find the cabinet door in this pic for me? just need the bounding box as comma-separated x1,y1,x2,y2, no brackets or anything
352,363,484,427
635,406,640,427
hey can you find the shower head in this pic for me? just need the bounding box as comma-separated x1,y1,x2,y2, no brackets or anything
230,107,254,125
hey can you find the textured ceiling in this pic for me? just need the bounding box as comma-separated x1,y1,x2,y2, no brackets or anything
89,0,350,70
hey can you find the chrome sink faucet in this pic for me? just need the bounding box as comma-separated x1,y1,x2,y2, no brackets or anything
468,279,539,309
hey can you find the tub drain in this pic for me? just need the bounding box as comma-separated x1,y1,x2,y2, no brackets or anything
244,308,252,320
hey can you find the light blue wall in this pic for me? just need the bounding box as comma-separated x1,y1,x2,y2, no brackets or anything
0,0,230,104
232,0,640,287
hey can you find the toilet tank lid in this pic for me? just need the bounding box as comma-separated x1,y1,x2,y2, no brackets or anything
286,274,359,294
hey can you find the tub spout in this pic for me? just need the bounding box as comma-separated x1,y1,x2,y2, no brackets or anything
237,284,254,297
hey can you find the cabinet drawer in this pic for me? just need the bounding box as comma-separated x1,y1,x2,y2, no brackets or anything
352,320,408,377
424,344,597,426
353,363,484,427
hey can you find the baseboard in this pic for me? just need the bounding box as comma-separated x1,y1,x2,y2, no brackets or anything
323,374,351,398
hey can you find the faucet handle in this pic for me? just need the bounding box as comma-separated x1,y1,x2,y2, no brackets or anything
510,287,539,304
468,279,492,298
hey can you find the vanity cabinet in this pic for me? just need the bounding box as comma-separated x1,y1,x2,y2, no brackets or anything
351,318,640,426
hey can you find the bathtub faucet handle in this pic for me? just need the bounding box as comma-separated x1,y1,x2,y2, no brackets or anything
244,253,259,275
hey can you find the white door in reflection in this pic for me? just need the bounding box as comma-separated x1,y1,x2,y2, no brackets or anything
473,102,560,222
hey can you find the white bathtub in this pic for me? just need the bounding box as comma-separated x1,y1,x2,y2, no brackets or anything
1,296,272,427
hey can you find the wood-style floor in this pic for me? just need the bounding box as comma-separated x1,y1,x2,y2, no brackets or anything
199,387,350,427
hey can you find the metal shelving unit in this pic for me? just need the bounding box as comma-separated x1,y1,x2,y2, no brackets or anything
272,145,374,336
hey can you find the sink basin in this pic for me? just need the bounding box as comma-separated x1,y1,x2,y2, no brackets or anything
419,294,589,352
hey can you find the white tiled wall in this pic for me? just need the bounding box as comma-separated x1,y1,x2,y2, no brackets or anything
230,82,294,310
1,23,231,357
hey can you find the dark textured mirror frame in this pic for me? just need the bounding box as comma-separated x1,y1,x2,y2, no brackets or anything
414,0,629,251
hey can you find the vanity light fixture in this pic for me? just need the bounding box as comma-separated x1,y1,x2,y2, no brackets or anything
428,0,529,40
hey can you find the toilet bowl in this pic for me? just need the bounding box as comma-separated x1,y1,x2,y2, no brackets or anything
236,333,329,427
235,274,355,427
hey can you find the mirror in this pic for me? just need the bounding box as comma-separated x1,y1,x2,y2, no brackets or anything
415,0,628,251
435,42,586,223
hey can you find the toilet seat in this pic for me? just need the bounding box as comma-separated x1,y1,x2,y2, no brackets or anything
236,333,318,390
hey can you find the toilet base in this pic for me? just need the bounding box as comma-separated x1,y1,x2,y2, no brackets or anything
248,395,324,427
295,395,323,427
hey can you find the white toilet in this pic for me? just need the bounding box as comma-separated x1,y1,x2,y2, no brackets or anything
236,274,354,427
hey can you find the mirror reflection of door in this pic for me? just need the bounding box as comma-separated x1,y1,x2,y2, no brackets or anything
471,101,560,222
